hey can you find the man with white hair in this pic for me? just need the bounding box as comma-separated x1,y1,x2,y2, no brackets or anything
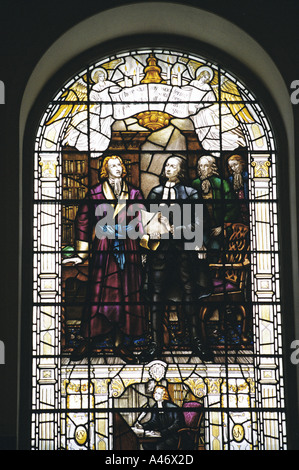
192,155,239,260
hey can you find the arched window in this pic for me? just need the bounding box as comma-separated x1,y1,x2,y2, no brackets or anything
25,43,288,451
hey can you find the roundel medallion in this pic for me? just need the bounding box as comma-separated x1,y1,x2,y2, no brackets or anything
74,425,88,446
232,424,245,443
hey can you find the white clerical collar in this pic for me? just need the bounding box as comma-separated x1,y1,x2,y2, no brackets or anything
162,180,177,200
165,180,177,187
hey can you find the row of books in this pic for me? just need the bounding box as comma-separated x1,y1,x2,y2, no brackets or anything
63,175,88,187
62,205,79,221
62,224,75,245
63,159,87,174
63,187,86,199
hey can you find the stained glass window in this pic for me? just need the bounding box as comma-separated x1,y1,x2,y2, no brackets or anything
31,48,286,451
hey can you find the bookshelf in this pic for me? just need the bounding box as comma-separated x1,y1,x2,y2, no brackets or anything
62,152,92,246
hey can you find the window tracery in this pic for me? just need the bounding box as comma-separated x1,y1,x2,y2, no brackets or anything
32,48,286,450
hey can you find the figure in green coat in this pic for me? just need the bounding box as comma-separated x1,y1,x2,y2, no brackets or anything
192,155,239,260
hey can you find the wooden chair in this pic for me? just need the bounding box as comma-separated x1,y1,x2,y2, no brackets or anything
177,401,204,450
199,223,250,346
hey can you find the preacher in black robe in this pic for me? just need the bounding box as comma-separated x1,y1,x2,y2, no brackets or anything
139,156,213,363
139,386,182,450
